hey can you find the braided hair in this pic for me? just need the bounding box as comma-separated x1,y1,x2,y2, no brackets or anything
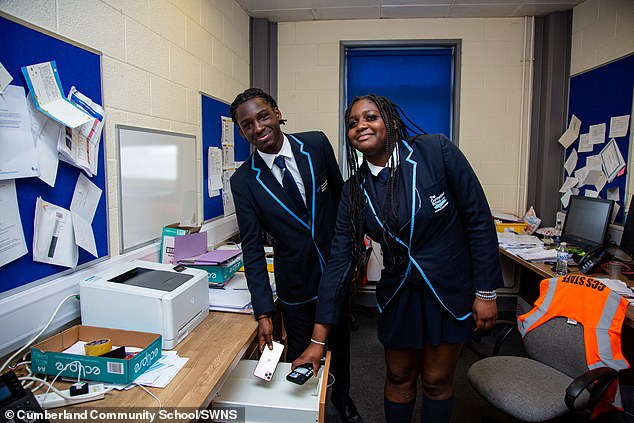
229,88,287,125
344,94,426,274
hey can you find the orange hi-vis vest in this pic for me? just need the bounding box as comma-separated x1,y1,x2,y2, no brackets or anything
517,274,630,414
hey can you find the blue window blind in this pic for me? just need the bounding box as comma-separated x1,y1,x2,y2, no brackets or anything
346,48,454,138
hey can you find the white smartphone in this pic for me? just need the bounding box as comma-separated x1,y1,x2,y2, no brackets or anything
253,341,284,381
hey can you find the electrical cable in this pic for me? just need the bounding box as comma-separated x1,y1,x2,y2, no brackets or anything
326,372,335,389
135,383,162,409
1,293,79,373
18,376,112,400
41,360,83,403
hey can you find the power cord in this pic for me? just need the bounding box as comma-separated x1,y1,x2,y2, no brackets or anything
1,293,80,373
18,376,112,401
134,383,162,409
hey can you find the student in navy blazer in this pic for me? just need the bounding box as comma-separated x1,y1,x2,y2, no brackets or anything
229,89,362,422
293,94,503,423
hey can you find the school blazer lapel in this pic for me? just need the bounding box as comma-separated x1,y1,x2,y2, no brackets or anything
363,141,418,245
250,147,310,229
288,134,314,217
398,139,418,245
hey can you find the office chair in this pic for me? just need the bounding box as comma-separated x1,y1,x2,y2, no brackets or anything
468,316,629,423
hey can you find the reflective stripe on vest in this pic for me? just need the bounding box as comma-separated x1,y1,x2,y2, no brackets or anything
518,275,630,371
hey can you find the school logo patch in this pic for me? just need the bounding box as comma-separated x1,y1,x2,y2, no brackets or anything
429,192,448,213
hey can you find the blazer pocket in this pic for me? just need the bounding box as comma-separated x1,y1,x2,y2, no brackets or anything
421,245,472,291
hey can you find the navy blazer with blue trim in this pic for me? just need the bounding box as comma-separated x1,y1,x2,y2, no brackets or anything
230,131,343,318
315,134,503,325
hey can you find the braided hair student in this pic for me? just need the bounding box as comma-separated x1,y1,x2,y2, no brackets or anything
292,94,503,423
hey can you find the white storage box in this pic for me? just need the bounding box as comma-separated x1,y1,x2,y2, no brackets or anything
212,354,330,423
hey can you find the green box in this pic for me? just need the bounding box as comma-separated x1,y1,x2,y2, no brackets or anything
186,256,243,285
31,325,162,385
160,223,201,264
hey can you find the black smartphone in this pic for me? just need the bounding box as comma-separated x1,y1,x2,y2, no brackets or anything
286,363,314,385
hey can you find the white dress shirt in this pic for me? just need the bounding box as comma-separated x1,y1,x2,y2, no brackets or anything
257,134,307,204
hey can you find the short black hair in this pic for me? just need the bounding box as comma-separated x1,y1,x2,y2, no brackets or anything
229,88,286,125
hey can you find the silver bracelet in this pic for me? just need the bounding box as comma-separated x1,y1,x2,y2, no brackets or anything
475,291,497,301
310,338,326,346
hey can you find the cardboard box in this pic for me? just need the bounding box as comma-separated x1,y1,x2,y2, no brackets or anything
495,222,528,233
186,255,243,285
31,325,162,384
160,223,201,264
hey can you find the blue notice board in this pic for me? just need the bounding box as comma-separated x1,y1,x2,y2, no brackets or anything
201,93,249,221
0,15,108,293
567,54,634,223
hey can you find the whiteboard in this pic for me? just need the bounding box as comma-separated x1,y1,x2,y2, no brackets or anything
117,126,198,253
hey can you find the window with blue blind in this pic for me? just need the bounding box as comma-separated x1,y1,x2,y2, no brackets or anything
345,46,456,140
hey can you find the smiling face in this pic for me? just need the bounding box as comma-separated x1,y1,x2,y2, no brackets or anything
346,98,391,166
235,97,284,155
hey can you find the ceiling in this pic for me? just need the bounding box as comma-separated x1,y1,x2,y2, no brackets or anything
234,0,584,22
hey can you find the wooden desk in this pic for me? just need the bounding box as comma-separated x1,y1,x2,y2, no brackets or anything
499,247,634,327
64,312,257,411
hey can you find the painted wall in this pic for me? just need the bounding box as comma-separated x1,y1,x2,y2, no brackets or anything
276,17,534,214
0,0,250,256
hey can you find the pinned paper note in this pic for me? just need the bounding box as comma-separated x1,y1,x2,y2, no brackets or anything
557,114,581,149
559,177,578,193
589,123,606,145
561,190,572,208
0,180,28,268
0,62,13,93
564,149,578,176
600,138,626,182
33,197,78,268
609,115,629,138
70,173,102,257
21,61,93,128
0,85,39,180
578,133,592,153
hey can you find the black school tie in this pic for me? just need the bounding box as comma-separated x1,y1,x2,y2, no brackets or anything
273,155,307,217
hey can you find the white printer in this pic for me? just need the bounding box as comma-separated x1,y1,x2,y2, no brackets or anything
79,260,209,349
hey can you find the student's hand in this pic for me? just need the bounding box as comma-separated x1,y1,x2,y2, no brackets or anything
292,343,324,377
291,323,331,375
256,316,274,352
472,298,498,332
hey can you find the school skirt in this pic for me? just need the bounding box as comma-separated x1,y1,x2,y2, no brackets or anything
377,282,474,349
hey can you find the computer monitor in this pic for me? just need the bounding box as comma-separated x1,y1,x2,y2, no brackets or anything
619,196,634,257
560,195,613,251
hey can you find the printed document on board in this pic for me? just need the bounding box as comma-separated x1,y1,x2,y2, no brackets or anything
33,197,78,268
600,138,626,182
57,87,104,176
557,114,581,148
207,146,222,197
70,173,102,257
21,61,93,128
0,180,28,268
28,96,62,187
0,85,39,180
0,62,13,93
609,115,629,139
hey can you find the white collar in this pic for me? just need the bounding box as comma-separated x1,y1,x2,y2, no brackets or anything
258,134,292,169
366,145,399,177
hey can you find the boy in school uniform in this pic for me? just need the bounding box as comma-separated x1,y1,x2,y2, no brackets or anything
229,88,363,422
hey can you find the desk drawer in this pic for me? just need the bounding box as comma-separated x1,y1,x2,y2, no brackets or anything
213,352,330,422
